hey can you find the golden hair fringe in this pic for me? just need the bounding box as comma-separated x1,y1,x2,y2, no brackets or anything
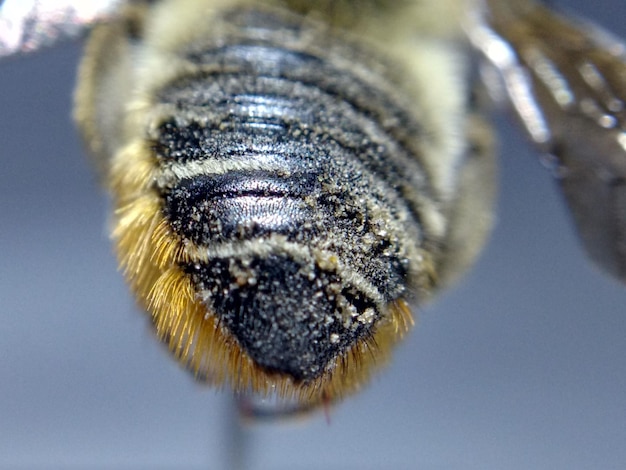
108,139,415,406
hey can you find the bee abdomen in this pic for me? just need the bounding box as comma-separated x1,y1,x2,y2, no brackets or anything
138,7,440,382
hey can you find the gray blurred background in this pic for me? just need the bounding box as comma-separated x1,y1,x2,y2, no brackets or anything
1,1,626,469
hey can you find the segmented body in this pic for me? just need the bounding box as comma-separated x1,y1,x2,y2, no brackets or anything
75,0,492,404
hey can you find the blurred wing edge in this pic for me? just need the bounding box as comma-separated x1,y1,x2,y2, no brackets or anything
0,0,125,59
466,0,626,284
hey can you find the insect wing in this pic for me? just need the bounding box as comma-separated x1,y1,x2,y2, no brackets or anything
0,0,124,59
469,0,626,282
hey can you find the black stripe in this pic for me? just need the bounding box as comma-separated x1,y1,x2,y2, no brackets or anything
152,72,433,216
164,171,318,242
155,43,424,169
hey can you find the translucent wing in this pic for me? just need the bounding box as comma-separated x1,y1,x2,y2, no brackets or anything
0,0,124,59
468,0,626,283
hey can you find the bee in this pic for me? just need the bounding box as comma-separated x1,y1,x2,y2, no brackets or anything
76,0,484,408
1,0,624,413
